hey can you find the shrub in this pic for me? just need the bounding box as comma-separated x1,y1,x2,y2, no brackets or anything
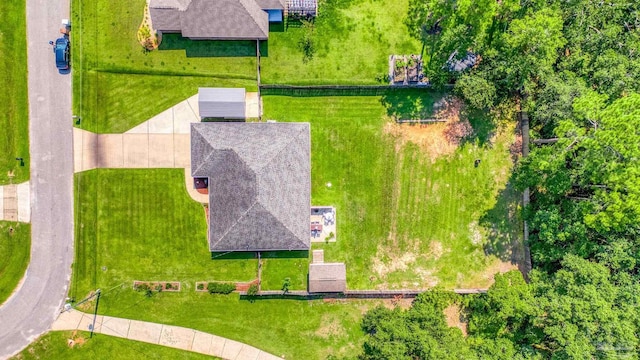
165,282,173,290
155,284,163,292
247,284,259,296
207,282,236,295
197,283,204,291
135,283,149,292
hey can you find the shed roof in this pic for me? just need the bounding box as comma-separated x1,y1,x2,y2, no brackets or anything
309,263,347,293
198,88,246,119
191,122,311,252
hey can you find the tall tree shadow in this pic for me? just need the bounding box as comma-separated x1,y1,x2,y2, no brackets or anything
379,89,446,120
479,174,529,276
159,33,268,57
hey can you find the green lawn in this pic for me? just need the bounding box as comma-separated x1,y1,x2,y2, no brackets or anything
72,169,257,300
262,93,522,289
71,0,421,132
71,0,257,133
0,0,29,183
71,170,381,360
0,222,30,305
261,0,421,84
12,331,216,360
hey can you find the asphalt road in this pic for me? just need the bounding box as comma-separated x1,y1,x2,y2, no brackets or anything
0,0,74,358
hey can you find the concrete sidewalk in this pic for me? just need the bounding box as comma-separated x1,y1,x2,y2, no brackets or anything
52,310,281,359
0,182,30,223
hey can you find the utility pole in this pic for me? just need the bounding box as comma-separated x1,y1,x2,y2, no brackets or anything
90,289,101,338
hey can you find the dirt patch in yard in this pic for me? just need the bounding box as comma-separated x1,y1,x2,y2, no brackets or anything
384,97,473,161
315,313,346,339
371,243,440,289
444,304,468,336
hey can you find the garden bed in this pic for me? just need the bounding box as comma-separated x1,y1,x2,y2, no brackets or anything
133,281,181,292
196,279,258,292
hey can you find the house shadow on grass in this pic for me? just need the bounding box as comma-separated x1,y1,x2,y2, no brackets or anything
159,33,268,57
210,250,309,260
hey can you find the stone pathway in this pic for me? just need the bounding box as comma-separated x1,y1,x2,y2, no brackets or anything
52,310,280,360
0,182,30,223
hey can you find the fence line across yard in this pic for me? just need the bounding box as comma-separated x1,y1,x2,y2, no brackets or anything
259,84,453,97
239,288,487,300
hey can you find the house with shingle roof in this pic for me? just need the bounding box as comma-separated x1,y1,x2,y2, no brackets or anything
191,122,311,252
149,0,286,40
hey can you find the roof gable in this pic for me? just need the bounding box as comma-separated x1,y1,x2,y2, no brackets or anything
181,0,269,40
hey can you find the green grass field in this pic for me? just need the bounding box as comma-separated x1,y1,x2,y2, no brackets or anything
72,169,257,300
0,222,30,305
71,0,421,131
71,168,381,359
262,93,522,289
0,0,29,183
12,331,216,360
71,0,257,133
261,0,421,84
70,93,521,358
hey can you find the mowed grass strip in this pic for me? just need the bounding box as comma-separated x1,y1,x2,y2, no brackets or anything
75,71,256,133
13,331,217,360
262,94,521,289
85,290,375,360
72,169,257,300
0,222,30,305
261,0,421,84
0,0,29,183
71,171,375,360
71,0,258,133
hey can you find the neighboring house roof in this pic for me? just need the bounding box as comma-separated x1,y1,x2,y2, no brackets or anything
191,122,311,252
309,263,347,293
150,0,272,40
198,88,246,119
255,0,285,9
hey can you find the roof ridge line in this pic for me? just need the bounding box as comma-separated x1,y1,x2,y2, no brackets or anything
256,125,306,173
238,0,269,37
212,200,258,248
210,148,258,248
255,125,308,242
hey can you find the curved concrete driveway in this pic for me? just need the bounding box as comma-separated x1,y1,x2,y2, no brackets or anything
0,0,74,358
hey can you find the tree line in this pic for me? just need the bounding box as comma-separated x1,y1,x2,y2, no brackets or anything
348,0,640,358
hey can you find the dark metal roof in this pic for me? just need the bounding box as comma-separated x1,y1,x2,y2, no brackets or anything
198,88,246,119
191,122,311,252
309,263,347,293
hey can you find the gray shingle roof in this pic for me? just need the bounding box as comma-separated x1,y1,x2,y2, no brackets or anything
198,88,246,119
149,7,183,32
255,0,285,9
309,263,347,293
150,0,191,10
150,0,270,40
191,122,311,252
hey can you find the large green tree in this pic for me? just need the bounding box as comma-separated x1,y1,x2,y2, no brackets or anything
517,93,640,269
359,290,475,360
